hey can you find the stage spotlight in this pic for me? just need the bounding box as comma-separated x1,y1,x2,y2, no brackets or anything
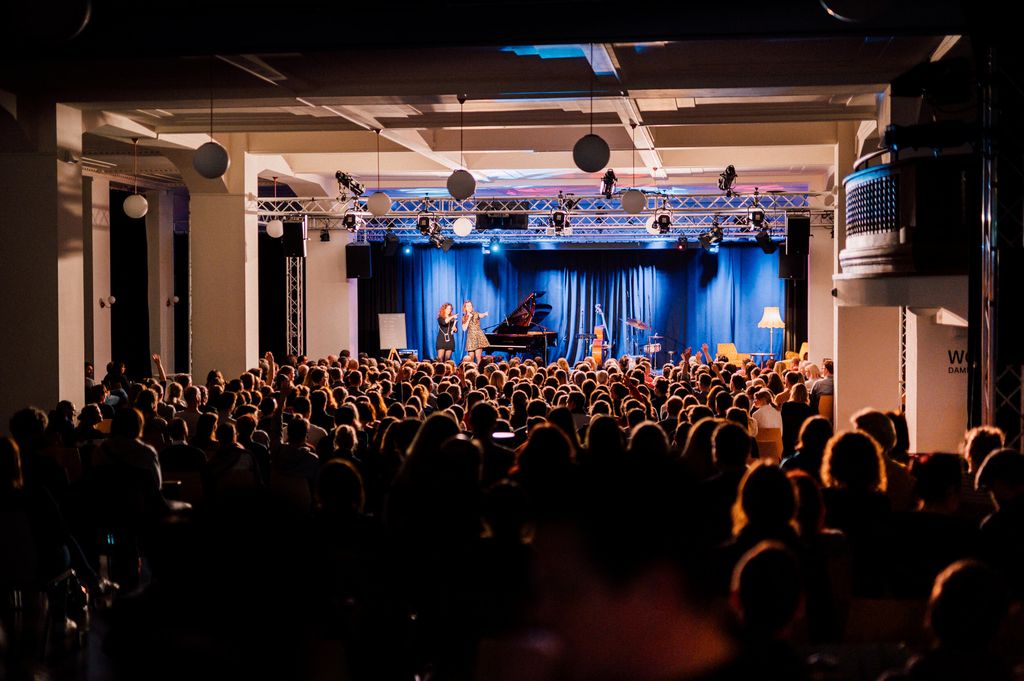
402,244,413,256
335,171,365,197
551,209,567,229
383,230,400,256
417,213,433,236
489,238,501,253
600,169,618,199
656,211,672,234
342,212,362,233
429,231,454,251
718,165,737,196
699,219,723,253
319,229,330,242
755,227,777,254
676,236,687,251
749,205,766,228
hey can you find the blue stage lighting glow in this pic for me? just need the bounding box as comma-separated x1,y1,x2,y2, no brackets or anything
402,244,412,255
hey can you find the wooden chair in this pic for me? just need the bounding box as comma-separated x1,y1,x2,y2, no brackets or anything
818,395,835,424
755,427,784,462
716,343,750,365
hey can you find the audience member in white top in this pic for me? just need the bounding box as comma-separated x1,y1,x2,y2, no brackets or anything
751,389,783,431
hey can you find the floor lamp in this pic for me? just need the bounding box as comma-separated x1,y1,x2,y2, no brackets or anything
758,306,785,359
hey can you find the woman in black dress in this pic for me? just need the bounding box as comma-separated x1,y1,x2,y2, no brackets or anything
436,302,457,361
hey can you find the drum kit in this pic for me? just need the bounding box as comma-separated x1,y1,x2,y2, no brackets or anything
579,313,666,366
626,318,664,363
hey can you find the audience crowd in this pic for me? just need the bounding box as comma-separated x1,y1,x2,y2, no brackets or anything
2,346,1023,681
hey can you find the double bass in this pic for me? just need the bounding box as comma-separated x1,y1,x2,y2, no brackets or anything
592,303,611,364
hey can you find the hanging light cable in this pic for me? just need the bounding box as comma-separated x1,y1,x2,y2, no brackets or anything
447,93,476,200
572,42,610,173
123,137,149,218
193,57,231,178
621,120,646,214
367,128,392,217
266,176,284,238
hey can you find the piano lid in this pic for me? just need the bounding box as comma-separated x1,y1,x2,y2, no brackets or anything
493,291,552,332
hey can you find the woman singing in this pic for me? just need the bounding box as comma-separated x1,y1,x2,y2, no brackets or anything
462,300,490,364
435,302,458,361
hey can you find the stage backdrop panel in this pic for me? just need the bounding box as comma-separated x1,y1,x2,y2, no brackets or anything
358,244,784,363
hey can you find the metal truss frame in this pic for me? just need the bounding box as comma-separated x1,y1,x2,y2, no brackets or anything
285,256,305,357
251,192,832,244
899,306,907,408
980,43,1024,450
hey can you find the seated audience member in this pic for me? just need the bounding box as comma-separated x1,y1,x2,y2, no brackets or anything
272,416,320,492
960,426,1004,521
730,542,810,681
8,407,69,506
852,408,914,512
820,430,891,595
534,458,756,681
203,422,260,496
469,402,514,486
780,384,814,458
781,416,833,483
700,422,752,545
887,410,911,465
975,448,1024,596
887,453,978,598
159,418,207,474
880,561,1012,681
190,412,219,459
721,462,803,575
751,390,782,432
97,408,162,489
809,360,833,411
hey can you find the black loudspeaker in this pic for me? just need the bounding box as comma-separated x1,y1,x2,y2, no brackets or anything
778,251,807,280
786,215,810,256
282,221,307,258
345,243,372,279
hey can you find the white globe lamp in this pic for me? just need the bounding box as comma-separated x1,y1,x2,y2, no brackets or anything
193,141,230,179
123,193,148,219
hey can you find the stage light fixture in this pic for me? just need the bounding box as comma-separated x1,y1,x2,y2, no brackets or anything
749,205,766,228
656,211,672,234
417,213,433,236
600,169,618,199
342,212,362,233
402,244,413,256
489,238,501,253
320,229,330,242
718,165,737,196
676,237,687,251
699,219,724,253
335,171,365,197
755,227,777,254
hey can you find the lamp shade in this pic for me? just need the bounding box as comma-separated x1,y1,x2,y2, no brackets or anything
573,133,610,173
123,193,148,219
266,219,284,239
621,188,646,214
452,216,474,237
367,191,392,217
193,141,230,179
446,169,476,200
757,306,785,328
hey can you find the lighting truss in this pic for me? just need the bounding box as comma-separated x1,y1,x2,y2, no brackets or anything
252,192,830,244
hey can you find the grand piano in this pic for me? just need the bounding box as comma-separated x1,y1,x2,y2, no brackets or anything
485,292,558,362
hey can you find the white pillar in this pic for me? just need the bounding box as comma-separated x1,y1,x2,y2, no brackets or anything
807,223,834,366
83,175,112,372
305,231,359,358
0,102,85,427
834,306,901,428
905,310,968,452
146,190,175,369
189,193,259,380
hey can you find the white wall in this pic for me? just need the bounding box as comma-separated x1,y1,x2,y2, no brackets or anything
807,223,834,366
146,190,175,371
834,306,901,428
84,175,112,371
906,310,968,453
306,230,359,358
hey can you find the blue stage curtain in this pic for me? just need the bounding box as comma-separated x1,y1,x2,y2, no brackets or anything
395,244,784,362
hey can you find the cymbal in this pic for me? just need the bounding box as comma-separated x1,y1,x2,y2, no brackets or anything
625,318,652,330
